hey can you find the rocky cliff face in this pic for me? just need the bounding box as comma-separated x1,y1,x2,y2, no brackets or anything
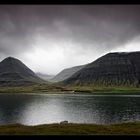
0,57,45,86
64,52,140,87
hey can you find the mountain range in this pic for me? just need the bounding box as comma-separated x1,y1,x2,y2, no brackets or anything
64,51,140,87
1,51,140,87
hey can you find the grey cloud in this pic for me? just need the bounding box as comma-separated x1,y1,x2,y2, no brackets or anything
0,5,140,53
0,5,140,73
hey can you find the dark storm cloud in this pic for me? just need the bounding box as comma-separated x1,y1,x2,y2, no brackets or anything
0,5,140,55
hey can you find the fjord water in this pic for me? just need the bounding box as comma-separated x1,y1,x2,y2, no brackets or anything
0,93,140,125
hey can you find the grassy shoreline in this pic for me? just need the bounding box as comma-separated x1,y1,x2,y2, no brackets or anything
1,85,140,94
0,122,140,135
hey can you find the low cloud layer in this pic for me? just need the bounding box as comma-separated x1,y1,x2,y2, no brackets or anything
0,5,140,74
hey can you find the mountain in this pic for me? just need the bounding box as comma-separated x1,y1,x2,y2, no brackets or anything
0,57,45,86
51,65,86,82
36,72,54,81
64,52,140,87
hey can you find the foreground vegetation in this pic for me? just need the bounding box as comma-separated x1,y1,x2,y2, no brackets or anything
0,122,140,135
64,85,140,94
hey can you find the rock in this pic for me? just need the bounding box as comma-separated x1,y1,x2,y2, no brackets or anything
60,120,68,124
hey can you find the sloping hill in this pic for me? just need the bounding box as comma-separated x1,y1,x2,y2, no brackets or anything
64,52,140,87
0,57,45,86
51,65,85,82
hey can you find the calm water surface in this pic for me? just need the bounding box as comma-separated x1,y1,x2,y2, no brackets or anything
0,93,140,125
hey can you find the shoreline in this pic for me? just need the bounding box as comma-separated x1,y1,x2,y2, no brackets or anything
0,122,140,135
0,90,140,94
1,83,140,94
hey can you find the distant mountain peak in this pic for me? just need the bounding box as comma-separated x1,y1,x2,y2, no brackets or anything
1,56,22,65
5,56,16,59
36,72,54,81
2,56,18,61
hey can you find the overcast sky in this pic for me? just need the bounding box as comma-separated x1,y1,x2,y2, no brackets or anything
0,5,140,75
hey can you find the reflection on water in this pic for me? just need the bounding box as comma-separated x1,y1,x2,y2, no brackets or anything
0,93,140,125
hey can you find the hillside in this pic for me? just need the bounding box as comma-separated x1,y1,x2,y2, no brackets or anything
0,57,45,86
64,52,140,87
51,65,85,82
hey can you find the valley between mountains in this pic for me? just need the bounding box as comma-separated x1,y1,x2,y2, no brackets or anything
1,51,140,94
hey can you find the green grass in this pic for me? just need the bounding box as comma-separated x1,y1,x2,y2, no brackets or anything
1,82,140,94
0,122,140,135
62,85,140,94
0,83,64,93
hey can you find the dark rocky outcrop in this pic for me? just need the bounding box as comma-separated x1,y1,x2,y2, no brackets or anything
64,52,140,87
60,120,68,124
